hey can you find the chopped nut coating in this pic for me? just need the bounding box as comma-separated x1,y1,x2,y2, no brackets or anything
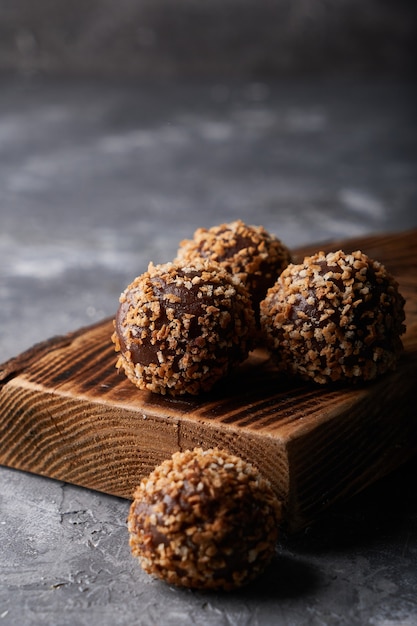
175,219,291,311
112,260,255,395
127,448,282,590
260,249,406,384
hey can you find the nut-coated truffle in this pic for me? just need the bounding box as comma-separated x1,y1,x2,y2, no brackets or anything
127,447,281,590
260,249,406,384
175,220,291,312
112,260,255,396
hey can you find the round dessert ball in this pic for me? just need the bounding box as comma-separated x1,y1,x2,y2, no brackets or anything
127,447,282,591
260,249,406,384
112,260,255,396
175,220,291,312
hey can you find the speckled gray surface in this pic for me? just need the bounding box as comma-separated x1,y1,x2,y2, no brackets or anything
1,75,417,625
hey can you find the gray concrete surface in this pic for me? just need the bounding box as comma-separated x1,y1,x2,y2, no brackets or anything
1,74,417,625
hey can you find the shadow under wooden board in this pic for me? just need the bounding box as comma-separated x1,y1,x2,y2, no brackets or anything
1,229,416,531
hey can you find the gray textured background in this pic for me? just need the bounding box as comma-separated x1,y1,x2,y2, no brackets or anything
0,0,416,80
1,2,417,625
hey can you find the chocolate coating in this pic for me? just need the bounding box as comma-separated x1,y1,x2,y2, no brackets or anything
175,220,291,312
260,249,406,384
112,260,255,395
127,448,281,590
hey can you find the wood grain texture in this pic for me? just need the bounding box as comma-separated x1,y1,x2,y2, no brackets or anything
1,229,416,531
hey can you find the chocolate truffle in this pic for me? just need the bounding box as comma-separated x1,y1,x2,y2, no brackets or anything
112,260,255,396
260,249,406,384
175,220,291,311
127,447,281,590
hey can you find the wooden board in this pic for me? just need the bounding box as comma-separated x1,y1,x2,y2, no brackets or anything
1,229,416,531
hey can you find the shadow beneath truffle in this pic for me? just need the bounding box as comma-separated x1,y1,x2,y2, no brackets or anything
234,553,320,600
283,453,417,554
165,553,319,601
